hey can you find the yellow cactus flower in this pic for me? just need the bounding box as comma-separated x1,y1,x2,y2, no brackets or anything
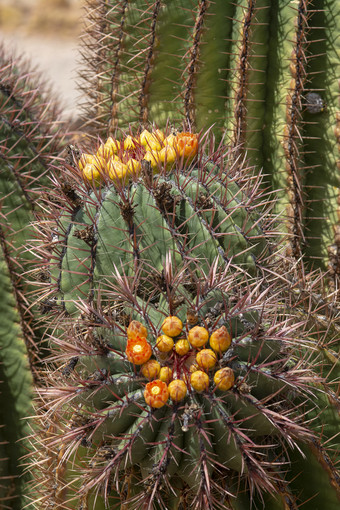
108,159,129,181
123,135,137,150
83,163,101,182
139,129,153,146
143,150,160,171
104,137,121,155
126,158,141,175
78,153,96,171
159,145,177,167
164,133,176,147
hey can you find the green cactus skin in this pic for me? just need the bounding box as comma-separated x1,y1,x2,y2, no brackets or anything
31,136,340,510
0,48,65,508
80,0,340,278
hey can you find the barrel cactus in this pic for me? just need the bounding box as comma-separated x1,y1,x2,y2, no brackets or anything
31,127,340,509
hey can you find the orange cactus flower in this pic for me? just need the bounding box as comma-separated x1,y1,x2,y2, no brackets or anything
168,379,187,402
175,132,198,159
214,367,235,391
127,320,148,340
125,337,152,365
144,379,169,408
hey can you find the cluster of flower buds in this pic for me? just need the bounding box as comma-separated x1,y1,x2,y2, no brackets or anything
125,316,235,409
78,129,199,184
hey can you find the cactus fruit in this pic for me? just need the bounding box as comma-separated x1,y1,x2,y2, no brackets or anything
31,128,340,509
80,0,340,278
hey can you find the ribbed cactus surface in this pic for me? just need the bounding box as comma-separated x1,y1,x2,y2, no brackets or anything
0,47,65,509
81,0,340,278
32,130,340,509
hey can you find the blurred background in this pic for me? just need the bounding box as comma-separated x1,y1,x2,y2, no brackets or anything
0,0,85,121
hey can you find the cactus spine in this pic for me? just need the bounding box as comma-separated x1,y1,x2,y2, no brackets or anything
0,47,65,508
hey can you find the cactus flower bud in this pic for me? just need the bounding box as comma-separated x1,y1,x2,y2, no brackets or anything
174,339,190,356
141,359,161,380
168,379,187,402
127,320,148,340
214,367,235,391
196,349,217,370
156,334,174,353
161,316,183,337
190,370,209,392
188,326,209,348
209,326,232,353
159,366,173,384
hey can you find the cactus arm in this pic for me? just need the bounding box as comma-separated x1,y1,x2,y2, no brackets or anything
287,442,340,510
302,0,340,274
0,48,65,506
0,252,33,510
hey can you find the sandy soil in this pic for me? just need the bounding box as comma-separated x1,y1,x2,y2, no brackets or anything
0,30,83,121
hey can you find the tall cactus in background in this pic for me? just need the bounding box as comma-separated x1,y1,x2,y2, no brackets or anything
80,0,340,277
0,1,339,509
0,47,65,508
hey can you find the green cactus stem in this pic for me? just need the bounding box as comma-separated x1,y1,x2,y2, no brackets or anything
0,46,65,508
